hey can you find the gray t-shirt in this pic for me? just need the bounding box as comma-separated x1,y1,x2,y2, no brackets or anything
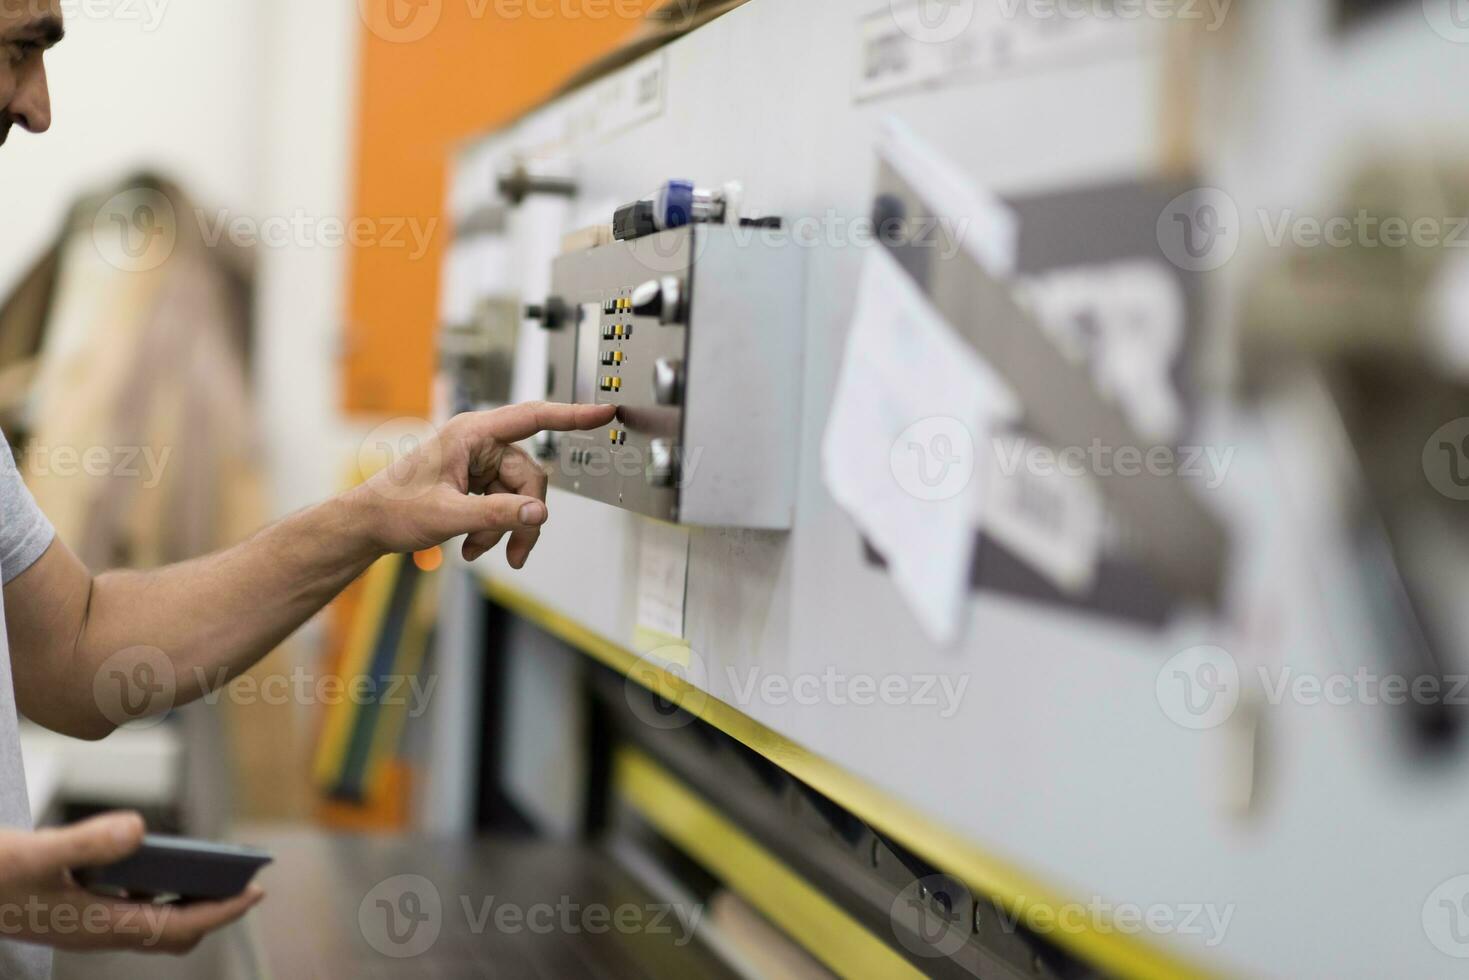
0,434,58,980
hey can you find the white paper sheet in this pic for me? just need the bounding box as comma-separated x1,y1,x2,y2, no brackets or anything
823,246,1019,645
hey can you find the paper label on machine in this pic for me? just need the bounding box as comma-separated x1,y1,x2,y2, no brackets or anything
635,520,690,643
856,0,1148,103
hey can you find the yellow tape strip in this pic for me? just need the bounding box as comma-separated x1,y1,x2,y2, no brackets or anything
482,575,1219,980
614,746,926,980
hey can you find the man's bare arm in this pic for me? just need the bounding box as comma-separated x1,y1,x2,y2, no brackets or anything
3,401,615,739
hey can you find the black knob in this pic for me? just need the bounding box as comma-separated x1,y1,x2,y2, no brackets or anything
525,297,567,330
613,199,658,242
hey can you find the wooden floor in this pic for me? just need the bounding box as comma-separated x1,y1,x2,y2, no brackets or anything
60,826,736,980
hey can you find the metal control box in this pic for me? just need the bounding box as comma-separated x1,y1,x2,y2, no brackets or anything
540,225,804,528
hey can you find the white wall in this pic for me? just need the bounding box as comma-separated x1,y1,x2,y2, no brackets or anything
0,0,361,519
253,0,363,517
0,3,262,298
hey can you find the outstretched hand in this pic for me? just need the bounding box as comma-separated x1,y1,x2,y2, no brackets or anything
351,401,617,568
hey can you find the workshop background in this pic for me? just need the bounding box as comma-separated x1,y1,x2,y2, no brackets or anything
0,1,665,831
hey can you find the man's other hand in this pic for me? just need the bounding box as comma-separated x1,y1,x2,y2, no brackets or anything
0,813,263,954
348,400,617,568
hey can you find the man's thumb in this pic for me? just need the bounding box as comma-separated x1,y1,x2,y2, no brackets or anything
34,812,144,878
446,492,547,537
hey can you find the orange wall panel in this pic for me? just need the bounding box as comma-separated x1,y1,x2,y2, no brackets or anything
344,2,657,416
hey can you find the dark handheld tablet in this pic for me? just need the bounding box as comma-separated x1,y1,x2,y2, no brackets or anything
72,834,273,904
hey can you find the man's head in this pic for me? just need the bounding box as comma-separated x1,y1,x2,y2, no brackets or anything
0,0,63,147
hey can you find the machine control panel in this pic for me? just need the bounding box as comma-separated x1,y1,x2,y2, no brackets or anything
537,223,805,528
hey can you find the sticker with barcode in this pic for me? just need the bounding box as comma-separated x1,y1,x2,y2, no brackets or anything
980,433,1103,594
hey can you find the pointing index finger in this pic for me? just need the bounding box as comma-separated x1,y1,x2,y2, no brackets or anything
480,401,617,444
